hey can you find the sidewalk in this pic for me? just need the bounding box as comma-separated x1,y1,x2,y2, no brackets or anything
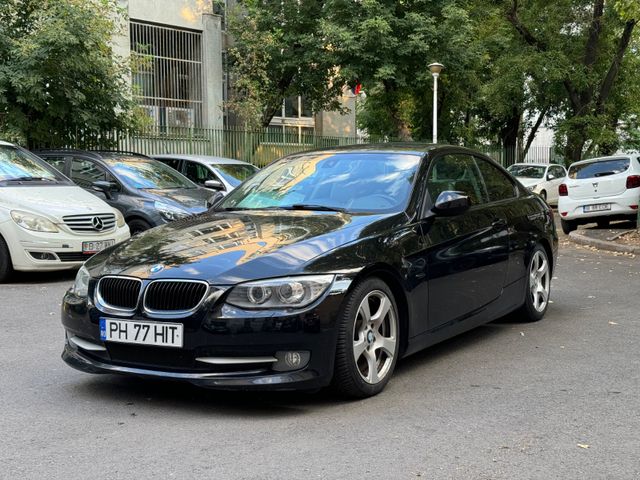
568,222,640,254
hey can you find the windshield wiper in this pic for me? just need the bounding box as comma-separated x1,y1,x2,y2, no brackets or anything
6,176,55,182
281,204,347,213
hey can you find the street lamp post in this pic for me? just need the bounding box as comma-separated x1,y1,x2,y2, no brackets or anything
428,62,444,144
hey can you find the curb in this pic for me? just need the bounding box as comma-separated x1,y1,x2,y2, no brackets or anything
568,231,640,254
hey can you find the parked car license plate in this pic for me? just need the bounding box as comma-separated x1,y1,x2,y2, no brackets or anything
583,204,611,213
99,318,183,348
82,239,115,254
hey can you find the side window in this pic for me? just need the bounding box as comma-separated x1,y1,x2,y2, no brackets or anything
184,161,214,184
71,158,106,188
42,156,68,173
427,154,488,206
474,157,517,202
160,158,182,171
552,166,566,178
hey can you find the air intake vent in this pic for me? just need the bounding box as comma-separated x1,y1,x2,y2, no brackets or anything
144,280,208,312
97,277,142,311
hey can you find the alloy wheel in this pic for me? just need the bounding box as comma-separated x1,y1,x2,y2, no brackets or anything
529,250,550,312
352,290,397,384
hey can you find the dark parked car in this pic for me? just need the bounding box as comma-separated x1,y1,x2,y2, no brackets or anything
37,150,220,235
61,144,558,398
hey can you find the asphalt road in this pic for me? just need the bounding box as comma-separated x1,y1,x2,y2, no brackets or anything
1,242,639,479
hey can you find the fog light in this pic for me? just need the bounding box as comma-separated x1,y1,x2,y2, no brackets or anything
272,350,310,372
29,251,57,261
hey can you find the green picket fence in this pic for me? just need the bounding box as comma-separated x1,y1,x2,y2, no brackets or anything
64,126,559,168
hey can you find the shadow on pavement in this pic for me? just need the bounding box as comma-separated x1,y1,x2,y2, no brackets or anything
6,269,77,285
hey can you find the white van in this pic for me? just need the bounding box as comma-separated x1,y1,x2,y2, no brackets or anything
0,141,130,281
558,154,640,234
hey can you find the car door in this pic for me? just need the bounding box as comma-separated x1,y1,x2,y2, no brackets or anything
421,153,510,331
547,165,566,203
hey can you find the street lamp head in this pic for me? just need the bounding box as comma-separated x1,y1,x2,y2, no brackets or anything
428,62,444,75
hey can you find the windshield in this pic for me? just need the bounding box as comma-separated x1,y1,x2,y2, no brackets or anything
507,165,546,179
212,163,258,187
568,158,630,179
0,145,65,184
219,152,421,213
103,155,197,190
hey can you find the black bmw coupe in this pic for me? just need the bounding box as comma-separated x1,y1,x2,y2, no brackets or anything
61,144,557,398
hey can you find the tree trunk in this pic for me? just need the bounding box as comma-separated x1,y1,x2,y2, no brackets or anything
499,109,521,167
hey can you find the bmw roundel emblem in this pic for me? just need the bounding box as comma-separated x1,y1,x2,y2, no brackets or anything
150,264,164,274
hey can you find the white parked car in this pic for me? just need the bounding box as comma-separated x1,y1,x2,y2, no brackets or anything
153,154,258,195
0,141,130,281
558,154,640,234
507,163,567,205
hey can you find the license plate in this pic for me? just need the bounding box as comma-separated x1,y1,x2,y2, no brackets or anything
82,239,115,254
583,204,611,213
99,318,183,348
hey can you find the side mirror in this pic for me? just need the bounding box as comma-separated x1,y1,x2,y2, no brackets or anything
547,173,555,181
208,191,224,209
92,180,118,199
204,179,224,191
431,191,470,216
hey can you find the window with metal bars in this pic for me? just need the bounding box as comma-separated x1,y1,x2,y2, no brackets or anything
130,21,204,128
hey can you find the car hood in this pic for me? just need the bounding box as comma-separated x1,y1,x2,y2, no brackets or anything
516,177,543,188
142,187,214,213
0,186,114,221
88,210,397,284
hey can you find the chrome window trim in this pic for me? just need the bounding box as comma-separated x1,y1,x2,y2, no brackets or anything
94,275,144,317
142,279,211,319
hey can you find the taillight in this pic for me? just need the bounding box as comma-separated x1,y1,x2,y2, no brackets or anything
559,183,568,196
626,175,640,189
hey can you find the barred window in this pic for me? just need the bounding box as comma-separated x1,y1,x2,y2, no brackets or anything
130,21,203,128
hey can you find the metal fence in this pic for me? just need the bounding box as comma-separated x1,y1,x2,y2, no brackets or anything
64,126,560,168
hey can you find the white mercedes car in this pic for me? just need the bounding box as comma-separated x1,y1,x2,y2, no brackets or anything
558,154,640,234
0,141,130,281
507,163,567,205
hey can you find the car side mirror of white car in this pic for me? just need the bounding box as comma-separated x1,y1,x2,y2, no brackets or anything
204,179,224,191
547,173,555,181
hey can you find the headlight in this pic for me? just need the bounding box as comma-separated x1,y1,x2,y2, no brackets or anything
226,275,335,309
11,210,59,232
114,209,125,228
154,201,189,221
70,265,90,297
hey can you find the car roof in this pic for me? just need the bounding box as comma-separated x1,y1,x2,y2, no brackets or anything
153,154,254,166
34,149,153,159
509,162,551,167
0,140,15,147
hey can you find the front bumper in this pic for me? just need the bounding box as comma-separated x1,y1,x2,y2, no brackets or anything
61,284,349,391
2,221,130,271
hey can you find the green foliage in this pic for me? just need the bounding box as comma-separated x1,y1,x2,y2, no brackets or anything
226,0,347,128
0,0,140,148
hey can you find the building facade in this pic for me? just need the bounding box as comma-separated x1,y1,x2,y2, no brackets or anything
113,0,356,138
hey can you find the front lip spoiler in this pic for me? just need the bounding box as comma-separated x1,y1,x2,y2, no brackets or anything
62,345,322,389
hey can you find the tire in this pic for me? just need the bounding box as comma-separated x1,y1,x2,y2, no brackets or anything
515,245,551,322
596,219,610,229
332,277,400,398
539,190,547,201
0,234,14,283
128,218,152,235
560,219,577,235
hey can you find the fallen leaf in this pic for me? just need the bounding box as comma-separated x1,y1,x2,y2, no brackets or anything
577,444,590,449
520,331,525,336
608,321,618,325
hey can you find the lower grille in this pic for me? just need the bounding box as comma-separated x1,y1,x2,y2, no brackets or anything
56,252,95,262
144,280,208,312
97,277,142,311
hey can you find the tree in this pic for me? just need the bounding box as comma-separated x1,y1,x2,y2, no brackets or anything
226,0,346,128
0,0,139,148
504,0,639,162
